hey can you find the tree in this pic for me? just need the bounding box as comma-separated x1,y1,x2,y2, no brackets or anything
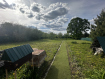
57,32,63,38
0,22,44,43
67,17,90,39
82,32,89,37
90,9,105,48
49,32,57,39
63,33,69,40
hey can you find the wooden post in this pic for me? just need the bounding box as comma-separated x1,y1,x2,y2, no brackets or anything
32,58,34,70
14,70,17,79
6,69,8,79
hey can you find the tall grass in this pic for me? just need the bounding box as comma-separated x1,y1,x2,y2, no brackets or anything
0,39,62,79
66,40,105,79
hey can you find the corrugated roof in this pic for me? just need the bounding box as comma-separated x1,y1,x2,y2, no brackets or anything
1,44,33,62
97,37,105,53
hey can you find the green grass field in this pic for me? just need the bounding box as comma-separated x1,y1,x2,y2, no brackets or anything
46,41,71,79
66,40,105,79
1,39,105,79
0,39,62,79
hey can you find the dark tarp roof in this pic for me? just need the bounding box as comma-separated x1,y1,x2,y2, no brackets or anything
1,44,33,62
81,38,91,41
97,36,105,53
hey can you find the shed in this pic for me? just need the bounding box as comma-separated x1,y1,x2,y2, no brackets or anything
97,36,105,54
1,44,33,70
30,49,47,68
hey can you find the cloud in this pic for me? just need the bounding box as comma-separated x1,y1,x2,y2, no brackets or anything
16,3,34,18
0,1,69,34
44,23,62,28
41,16,68,32
30,3,45,12
32,2,69,21
89,19,94,24
52,27,66,31
15,2,69,20
26,12,34,18
43,7,68,20
19,8,25,13
57,17,68,23
0,0,11,9
17,4,29,13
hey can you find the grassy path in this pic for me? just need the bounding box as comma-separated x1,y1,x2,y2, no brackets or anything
46,41,71,79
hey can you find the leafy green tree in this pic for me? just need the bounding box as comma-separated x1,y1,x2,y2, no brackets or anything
67,17,90,39
82,32,90,37
63,33,69,40
58,32,63,38
0,22,44,43
90,9,105,47
49,32,57,39
41,33,49,39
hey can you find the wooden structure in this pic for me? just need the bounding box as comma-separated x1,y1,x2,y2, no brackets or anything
30,49,47,68
1,44,33,70
0,50,4,67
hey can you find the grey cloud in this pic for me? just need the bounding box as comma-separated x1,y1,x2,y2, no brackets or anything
30,3,45,12
43,7,68,20
53,28,66,31
43,23,62,29
26,12,34,18
36,14,44,20
31,5,40,12
58,17,68,23
17,4,34,18
20,8,25,13
0,0,11,9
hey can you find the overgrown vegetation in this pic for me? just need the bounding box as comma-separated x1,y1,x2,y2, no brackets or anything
0,22,72,44
66,40,105,79
90,8,105,48
0,39,61,79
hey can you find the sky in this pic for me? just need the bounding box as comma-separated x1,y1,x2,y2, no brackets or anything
0,0,105,34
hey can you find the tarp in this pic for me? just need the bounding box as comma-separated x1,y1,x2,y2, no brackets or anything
97,36,105,54
81,38,91,41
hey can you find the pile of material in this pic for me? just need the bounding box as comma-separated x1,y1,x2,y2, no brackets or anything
30,48,47,68
93,47,103,55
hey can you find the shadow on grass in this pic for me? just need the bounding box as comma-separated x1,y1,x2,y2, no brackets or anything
81,42,91,44
71,41,78,44
46,65,58,79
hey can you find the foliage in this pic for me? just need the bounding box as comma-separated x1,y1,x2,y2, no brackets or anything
67,17,90,39
90,9,105,48
57,32,63,38
71,41,78,44
63,33,70,39
0,39,61,79
0,22,43,43
0,22,62,43
48,32,57,39
66,40,105,79
82,32,90,37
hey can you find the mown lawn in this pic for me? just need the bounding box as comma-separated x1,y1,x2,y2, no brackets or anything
0,39,62,79
66,40,105,79
46,41,71,79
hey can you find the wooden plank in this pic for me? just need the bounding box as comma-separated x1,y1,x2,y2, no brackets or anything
6,69,8,79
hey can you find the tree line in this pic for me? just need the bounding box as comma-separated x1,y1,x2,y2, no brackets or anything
0,22,70,44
